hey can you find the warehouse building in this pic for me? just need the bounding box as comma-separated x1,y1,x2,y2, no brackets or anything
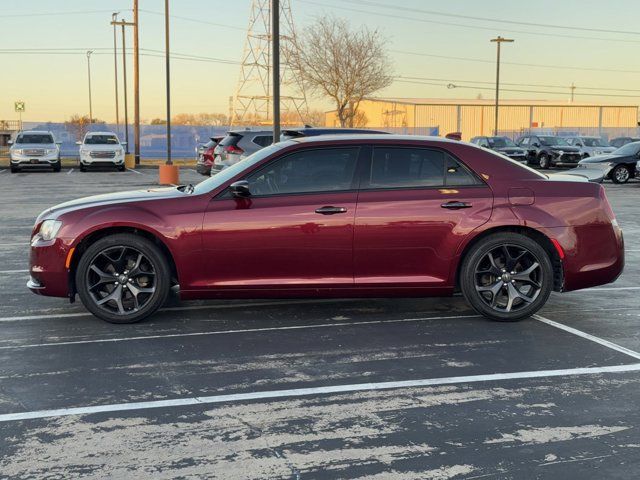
325,98,639,141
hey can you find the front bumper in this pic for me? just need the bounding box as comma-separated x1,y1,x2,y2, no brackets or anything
28,237,71,298
80,155,125,166
11,154,59,166
550,152,581,168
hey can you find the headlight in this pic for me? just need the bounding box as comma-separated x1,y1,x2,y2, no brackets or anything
12,149,23,155
46,148,57,155
39,220,63,241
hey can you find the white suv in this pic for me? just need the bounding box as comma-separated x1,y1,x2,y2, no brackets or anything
9,131,61,173
78,131,126,171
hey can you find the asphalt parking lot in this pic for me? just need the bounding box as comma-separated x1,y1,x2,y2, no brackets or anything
0,167,639,479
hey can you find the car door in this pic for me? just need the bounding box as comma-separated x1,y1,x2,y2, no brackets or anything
353,146,493,288
199,146,362,290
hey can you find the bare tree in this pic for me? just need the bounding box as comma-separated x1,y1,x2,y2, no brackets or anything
64,114,104,141
288,16,393,127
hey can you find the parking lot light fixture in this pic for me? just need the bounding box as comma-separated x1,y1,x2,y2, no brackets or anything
490,36,514,136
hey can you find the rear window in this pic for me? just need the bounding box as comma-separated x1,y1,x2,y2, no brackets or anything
16,134,53,144
219,134,242,147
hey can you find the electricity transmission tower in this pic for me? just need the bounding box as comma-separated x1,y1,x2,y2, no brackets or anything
232,0,308,126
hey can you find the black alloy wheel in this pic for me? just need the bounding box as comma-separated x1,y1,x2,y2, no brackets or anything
460,233,553,322
76,234,170,323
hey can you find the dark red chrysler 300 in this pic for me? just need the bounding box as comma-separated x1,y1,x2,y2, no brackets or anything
28,135,624,324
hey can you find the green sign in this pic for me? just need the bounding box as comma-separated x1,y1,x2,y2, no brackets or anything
14,101,25,112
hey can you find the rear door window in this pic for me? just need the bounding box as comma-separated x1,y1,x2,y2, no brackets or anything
252,135,273,147
365,147,481,189
219,134,242,147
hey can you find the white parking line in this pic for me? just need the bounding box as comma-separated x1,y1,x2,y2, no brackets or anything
0,243,25,247
535,315,640,361
0,314,479,349
0,299,362,323
0,269,28,274
581,286,640,292
67,168,74,175
126,168,144,175
1,362,639,423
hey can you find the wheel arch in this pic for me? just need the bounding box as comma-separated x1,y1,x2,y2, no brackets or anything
454,225,563,292
68,226,179,298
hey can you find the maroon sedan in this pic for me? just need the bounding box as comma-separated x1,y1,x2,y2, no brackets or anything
28,135,624,324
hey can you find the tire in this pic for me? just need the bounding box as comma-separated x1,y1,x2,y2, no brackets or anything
10,165,19,173
75,233,171,324
80,164,87,172
118,165,126,172
459,232,554,322
611,164,631,184
53,161,61,172
538,153,550,169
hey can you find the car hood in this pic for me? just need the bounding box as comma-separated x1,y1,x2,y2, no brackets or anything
12,143,56,149
39,187,185,220
81,144,123,151
494,146,525,153
579,153,621,164
547,146,580,153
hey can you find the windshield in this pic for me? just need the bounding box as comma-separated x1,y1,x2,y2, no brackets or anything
16,134,53,144
539,136,569,146
192,142,291,195
488,137,517,148
85,135,119,145
580,137,610,147
613,142,640,156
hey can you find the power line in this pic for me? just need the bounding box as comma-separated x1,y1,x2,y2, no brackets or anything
343,0,640,36
138,9,246,32
298,0,640,45
0,9,130,18
392,50,640,74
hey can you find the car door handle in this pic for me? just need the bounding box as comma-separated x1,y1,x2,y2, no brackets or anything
315,206,348,215
441,201,472,210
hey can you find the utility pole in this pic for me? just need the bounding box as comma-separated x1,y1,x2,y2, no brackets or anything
570,82,576,103
111,18,134,153
133,0,141,165
164,0,171,165
112,13,120,134
490,36,514,136
272,0,280,142
86,50,94,124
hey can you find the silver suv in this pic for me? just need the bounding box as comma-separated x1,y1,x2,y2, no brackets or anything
565,136,616,158
9,130,61,173
211,129,273,175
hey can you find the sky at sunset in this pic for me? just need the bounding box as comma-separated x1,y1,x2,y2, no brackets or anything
1,0,639,123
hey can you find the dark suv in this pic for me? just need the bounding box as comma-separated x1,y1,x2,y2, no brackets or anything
516,135,582,169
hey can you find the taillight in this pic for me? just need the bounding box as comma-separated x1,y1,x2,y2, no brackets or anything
224,145,244,155
203,147,215,162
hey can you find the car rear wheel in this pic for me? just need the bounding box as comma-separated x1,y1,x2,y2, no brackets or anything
10,165,19,173
538,154,550,169
460,233,553,322
76,234,170,324
53,161,61,172
611,164,631,184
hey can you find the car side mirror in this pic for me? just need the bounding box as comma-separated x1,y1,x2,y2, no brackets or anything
230,180,251,198
75,141,82,145
56,142,62,145
7,140,13,145
121,142,128,146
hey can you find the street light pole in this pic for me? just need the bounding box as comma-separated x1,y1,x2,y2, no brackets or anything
121,24,130,153
86,50,94,124
272,0,280,143
165,0,171,165
112,12,120,135
133,0,141,165
490,36,514,136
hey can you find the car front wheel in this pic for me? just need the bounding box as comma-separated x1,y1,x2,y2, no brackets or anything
538,154,550,169
460,233,553,322
75,233,171,323
611,164,631,184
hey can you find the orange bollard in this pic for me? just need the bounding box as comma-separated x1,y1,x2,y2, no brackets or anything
158,164,180,185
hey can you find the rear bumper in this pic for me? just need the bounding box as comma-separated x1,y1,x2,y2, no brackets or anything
545,222,624,292
196,163,212,175
28,238,71,297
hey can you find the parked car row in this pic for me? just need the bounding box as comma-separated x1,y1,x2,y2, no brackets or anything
8,130,127,173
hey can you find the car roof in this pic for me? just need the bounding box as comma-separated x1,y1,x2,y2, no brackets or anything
19,130,53,135
86,131,118,136
227,129,273,135
289,134,461,145
283,127,388,135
